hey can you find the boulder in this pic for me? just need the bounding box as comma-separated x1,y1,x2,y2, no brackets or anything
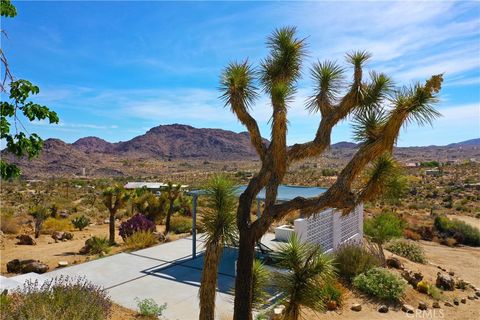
460,298,466,304
468,296,475,300
476,291,480,297
444,301,453,307
402,269,424,287
58,261,69,268
453,298,459,306
59,211,69,219
402,304,414,314
419,226,434,241
16,234,36,245
378,305,388,313
432,301,441,308
386,257,403,269
326,300,338,311
6,259,49,274
418,302,428,310
436,273,455,291
52,231,73,242
351,303,362,312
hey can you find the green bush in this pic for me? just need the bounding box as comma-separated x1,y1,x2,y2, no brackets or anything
320,281,344,306
1,277,111,320
169,215,191,234
364,212,404,244
136,298,166,317
353,267,407,301
124,231,158,251
386,239,427,263
42,217,72,234
71,215,90,231
85,236,110,255
434,215,480,246
334,243,380,281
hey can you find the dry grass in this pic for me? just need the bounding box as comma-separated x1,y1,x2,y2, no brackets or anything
124,231,158,251
41,217,72,234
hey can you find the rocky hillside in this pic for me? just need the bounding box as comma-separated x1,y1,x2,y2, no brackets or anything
2,124,478,178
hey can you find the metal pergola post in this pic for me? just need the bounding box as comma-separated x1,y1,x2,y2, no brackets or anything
192,194,198,259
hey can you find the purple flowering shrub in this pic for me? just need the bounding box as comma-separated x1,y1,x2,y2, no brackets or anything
119,214,156,240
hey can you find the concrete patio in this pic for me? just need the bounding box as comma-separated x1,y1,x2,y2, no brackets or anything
1,233,280,320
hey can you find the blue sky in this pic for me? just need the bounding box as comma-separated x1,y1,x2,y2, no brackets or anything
2,1,480,147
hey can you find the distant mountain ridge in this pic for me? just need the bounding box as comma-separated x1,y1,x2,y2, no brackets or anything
2,124,478,177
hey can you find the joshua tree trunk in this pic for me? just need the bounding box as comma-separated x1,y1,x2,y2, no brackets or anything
34,219,42,238
165,199,175,234
109,209,116,245
233,230,256,319
199,241,222,320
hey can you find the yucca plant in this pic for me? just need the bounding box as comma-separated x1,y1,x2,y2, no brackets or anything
274,235,336,320
101,185,129,245
198,176,238,320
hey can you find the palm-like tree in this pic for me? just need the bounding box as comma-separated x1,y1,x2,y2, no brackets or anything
164,182,181,234
274,235,336,320
101,185,129,245
198,176,238,320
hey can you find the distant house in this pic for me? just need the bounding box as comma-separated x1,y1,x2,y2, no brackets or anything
404,162,419,168
425,169,441,176
124,182,189,192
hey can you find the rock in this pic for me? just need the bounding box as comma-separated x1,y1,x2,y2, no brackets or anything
326,300,338,311
16,234,36,245
420,226,434,241
52,231,73,242
104,219,110,224
475,291,480,297
448,271,455,276
6,259,49,274
402,304,414,314
402,269,424,287
386,257,403,269
52,231,65,242
468,296,475,300
460,298,466,304
436,273,455,291
271,305,285,319
453,298,459,306
444,301,453,307
57,261,69,267
59,211,69,219
378,305,388,313
432,301,441,308
79,245,90,254
418,302,428,310
351,303,362,312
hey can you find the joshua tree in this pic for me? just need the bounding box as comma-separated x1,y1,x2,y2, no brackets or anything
29,206,48,238
364,210,404,265
198,176,238,320
101,185,129,245
134,191,166,223
164,182,181,234
219,27,443,319
275,235,336,320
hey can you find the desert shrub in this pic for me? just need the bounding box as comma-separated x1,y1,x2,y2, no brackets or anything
135,298,166,318
403,229,421,241
386,239,427,263
30,206,49,238
0,212,19,234
71,215,90,231
334,243,380,281
85,236,110,255
119,214,156,240
353,267,407,301
320,281,345,306
124,231,158,251
2,276,111,320
42,217,72,234
434,215,480,246
169,215,191,234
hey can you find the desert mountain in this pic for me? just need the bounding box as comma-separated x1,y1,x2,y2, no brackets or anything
2,124,478,178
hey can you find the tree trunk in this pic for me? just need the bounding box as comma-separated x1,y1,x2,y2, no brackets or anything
233,230,256,320
34,219,42,238
199,242,222,320
109,209,116,245
165,199,174,234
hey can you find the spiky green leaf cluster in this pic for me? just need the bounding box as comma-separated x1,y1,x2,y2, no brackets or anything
274,235,336,317
220,61,257,110
307,60,345,112
200,175,238,247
